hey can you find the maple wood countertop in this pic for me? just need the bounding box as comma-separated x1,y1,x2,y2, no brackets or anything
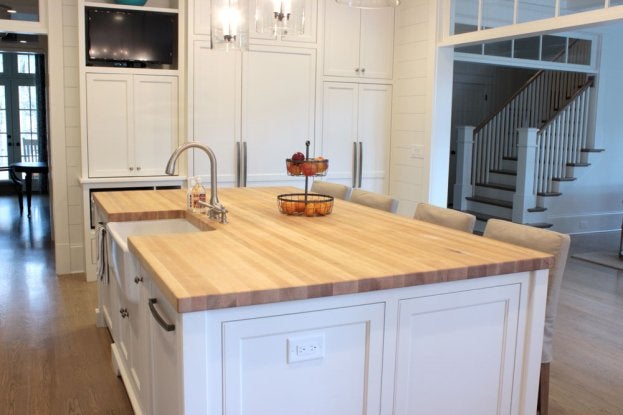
94,187,553,313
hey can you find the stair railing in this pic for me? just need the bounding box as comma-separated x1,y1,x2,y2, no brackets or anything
472,70,587,186
534,77,594,195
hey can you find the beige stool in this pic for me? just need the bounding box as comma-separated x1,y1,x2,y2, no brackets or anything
350,189,398,213
483,219,570,415
310,181,351,200
414,203,476,233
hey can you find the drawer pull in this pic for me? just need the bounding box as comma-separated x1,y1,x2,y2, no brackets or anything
148,298,175,332
134,276,143,284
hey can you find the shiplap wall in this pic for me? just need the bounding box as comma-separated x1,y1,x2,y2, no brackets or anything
389,0,432,216
62,0,84,272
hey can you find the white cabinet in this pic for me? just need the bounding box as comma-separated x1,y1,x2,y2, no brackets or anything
321,82,392,192
323,0,394,80
148,275,183,415
86,73,179,178
394,284,522,414
192,44,316,187
222,303,385,415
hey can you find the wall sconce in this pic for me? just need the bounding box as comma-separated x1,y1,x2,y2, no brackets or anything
334,0,400,8
211,0,249,50
255,0,305,38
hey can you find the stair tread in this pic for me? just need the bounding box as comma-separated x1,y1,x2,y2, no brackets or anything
581,148,605,153
567,162,591,167
463,210,508,222
466,195,513,208
475,182,516,191
537,191,562,197
490,169,517,176
465,211,553,229
528,206,547,212
552,177,577,182
526,222,554,229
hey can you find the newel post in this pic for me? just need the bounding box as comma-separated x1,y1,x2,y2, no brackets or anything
453,126,474,211
512,128,538,223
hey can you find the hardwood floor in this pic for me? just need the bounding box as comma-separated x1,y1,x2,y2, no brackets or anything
0,194,621,414
0,195,133,414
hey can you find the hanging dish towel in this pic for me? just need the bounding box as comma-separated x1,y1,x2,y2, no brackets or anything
96,223,109,285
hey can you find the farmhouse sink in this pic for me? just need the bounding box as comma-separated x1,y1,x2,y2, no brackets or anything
107,219,202,302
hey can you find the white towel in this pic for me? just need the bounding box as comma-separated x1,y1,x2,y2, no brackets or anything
96,223,109,284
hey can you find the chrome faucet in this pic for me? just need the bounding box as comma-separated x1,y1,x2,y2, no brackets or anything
165,142,228,224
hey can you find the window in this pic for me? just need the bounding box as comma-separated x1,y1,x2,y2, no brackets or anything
0,1,39,23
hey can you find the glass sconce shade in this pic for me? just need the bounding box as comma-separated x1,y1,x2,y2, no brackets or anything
333,0,400,8
255,0,305,38
211,0,249,50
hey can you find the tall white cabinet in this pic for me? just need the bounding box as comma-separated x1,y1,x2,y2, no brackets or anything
191,45,316,188
321,82,392,193
86,73,179,178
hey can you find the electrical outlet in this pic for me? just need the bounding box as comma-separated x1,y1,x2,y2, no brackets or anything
287,334,325,363
409,145,424,159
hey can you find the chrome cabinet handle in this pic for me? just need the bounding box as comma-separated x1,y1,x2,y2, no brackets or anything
242,141,248,187
352,141,358,188
235,142,241,187
148,298,175,332
361,68,366,74
355,68,360,73
134,276,143,284
136,166,141,171
358,142,363,188
129,167,134,171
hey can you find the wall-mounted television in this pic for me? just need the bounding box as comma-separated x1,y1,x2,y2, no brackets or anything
85,7,177,68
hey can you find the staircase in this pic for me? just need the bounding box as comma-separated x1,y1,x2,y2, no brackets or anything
454,69,604,232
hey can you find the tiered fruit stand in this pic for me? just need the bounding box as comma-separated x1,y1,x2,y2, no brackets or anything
277,141,334,216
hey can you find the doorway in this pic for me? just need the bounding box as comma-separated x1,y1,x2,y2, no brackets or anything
0,51,47,190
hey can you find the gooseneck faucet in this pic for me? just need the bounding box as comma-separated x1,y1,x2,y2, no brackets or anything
165,142,228,223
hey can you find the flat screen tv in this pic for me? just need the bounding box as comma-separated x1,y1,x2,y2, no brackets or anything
85,7,177,67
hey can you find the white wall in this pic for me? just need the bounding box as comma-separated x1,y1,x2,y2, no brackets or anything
547,23,623,234
389,0,436,216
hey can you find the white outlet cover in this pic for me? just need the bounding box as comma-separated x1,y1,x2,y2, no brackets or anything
287,334,325,363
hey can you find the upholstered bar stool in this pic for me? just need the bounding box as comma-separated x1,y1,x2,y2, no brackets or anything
414,203,476,233
350,189,398,213
483,219,570,415
310,181,351,200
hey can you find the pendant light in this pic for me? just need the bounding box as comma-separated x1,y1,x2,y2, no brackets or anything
255,0,306,38
211,0,249,50
333,0,400,8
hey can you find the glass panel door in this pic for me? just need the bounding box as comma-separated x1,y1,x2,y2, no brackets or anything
0,52,46,182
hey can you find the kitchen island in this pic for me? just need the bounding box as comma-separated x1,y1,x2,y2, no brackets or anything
94,187,552,415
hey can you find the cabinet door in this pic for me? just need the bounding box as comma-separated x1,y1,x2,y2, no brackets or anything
321,82,358,187
222,303,384,415
359,8,394,80
394,284,521,415
358,84,391,193
149,280,182,415
86,73,133,178
192,42,241,187
123,263,151,414
242,46,316,187
323,0,361,78
133,75,179,176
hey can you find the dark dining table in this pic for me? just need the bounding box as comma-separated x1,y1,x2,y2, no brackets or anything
9,161,49,217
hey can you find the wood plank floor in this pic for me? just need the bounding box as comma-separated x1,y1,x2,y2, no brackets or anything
0,194,621,414
0,195,133,414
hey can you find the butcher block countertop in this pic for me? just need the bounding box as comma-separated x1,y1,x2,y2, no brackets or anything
94,187,553,313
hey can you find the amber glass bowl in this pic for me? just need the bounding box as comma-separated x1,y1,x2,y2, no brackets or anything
285,158,329,176
277,193,334,216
